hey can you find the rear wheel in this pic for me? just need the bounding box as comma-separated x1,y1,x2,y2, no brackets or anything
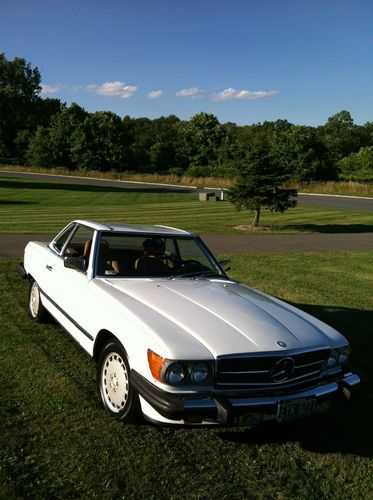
28,280,47,322
97,340,140,423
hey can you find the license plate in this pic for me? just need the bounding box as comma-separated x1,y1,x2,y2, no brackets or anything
277,397,316,422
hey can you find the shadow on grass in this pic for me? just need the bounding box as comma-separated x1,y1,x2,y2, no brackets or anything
281,223,373,234
218,303,373,458
0,178,195,195
0,200,33,205
218,401,372,458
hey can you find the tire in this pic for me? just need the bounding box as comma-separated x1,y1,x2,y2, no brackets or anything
97,340,140,423
28,279,47,322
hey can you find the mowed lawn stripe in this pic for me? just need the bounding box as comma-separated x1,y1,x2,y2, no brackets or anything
0,202,251,234
1,177,372,234
1,203,373,235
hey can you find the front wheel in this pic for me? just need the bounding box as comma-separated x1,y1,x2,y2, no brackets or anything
28,280,47,322
96,340,140,423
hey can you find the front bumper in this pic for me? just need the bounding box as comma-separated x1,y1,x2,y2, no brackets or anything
131,370,361,426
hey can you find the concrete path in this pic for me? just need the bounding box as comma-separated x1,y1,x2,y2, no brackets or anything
202,233,373,254
2,232,373,259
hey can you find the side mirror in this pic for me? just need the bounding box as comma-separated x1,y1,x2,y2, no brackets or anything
64,256,87,272
218,259,231,272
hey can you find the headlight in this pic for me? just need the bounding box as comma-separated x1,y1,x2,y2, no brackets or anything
164,362,187,385
326,345,351,368
327,349,339,367
190,362,210,383
338,345,351,365
147,349,212,386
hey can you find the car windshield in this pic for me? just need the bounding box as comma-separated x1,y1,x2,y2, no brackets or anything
95,233,224,279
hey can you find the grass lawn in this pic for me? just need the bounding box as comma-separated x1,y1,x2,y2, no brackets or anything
1,251,372,498
1,176,373,235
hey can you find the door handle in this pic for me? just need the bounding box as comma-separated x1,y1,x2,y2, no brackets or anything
46,265,53,271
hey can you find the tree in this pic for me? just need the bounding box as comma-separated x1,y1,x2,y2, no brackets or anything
120,115,182,173
0,53,42,162
338,146,373,180
271,125,334,181
213,124,242,178
33,97,62,127
236,120,292,154
49,103,88,168
14,129,34,163
0,130,10,162
26,126,53,167
363,122,373,144
70,111,125,171
150,116,180,171
149,142,175,171
230,136,297,227
181,112,226,173
321,110,362,163
127,117,155,171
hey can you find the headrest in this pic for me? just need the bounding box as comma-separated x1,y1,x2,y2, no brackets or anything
143,238,165,251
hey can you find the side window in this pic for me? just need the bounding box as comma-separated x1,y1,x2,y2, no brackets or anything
63,226,95,264
164,238,177,258
53,224,76,253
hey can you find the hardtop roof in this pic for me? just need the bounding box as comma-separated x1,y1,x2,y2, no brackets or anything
73,220,193,236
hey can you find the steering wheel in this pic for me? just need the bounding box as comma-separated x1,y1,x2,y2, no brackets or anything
180,259,201,267
172,260,205,274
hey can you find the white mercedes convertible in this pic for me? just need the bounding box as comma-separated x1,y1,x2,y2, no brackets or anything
17,220,360,426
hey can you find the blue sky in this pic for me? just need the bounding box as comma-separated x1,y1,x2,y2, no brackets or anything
2,0,372,125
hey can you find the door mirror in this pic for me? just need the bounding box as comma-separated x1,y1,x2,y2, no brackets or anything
218,259,231,272
64,256,87,272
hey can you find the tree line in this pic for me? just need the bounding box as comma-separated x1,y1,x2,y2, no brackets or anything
1,53,373,182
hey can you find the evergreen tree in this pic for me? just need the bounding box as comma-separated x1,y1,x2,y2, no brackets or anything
230,136,297,227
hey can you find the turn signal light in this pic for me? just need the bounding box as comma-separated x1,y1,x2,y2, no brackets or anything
147,349,165,381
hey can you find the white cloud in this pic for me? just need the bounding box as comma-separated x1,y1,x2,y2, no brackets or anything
176,87,204,99
237,89,279,100
147,90,165,99
46,81,278,103
86,81,137,99
175,86,279,102
211,87,236,101
212,87,279,101
41,84,61,94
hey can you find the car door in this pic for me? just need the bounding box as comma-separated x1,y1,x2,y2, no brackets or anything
39,222,77,305
50,224,97,351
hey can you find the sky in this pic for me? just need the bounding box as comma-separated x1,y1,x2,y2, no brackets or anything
1,0,372,126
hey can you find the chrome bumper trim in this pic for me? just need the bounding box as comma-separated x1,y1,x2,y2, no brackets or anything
133,369,361,425
181,372,361,418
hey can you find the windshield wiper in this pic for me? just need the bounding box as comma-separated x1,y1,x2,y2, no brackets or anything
169,270,228,279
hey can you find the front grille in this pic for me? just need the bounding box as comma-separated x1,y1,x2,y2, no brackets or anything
216,348,329,387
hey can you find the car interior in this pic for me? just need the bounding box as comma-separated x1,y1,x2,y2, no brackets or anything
59,228,216,278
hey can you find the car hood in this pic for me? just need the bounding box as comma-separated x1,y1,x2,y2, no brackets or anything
105,278,344,358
